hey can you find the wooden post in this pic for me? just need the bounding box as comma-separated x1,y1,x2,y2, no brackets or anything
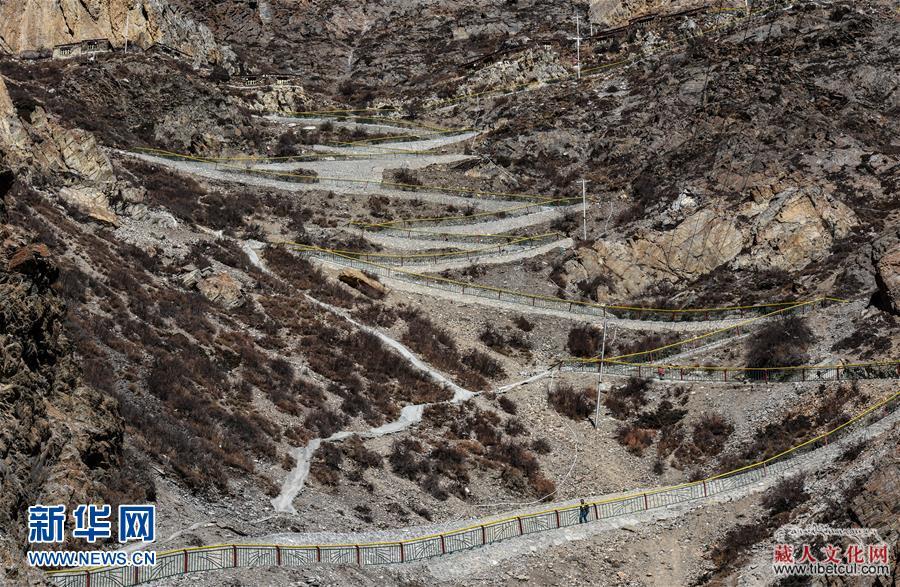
85,571,91,587
481,525,487,544
440,535,446,554
554,510,561,528
517,517,524,535
399,542,405,562
276,545,281,566
643,494,649,510
355,545,361,565
703,481,707,497
183,550,189,573
232,545,237,567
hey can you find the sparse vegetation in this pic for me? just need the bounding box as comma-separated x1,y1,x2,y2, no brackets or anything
762,475,809,515
479,324,531,354
567,324,603,357
746,315,816,369
548,384,595,420
604,377,650,419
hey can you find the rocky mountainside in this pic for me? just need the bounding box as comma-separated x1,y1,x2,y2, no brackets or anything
0,172,126,583
0,0,227,67
0,0,898,584
461,1,899,305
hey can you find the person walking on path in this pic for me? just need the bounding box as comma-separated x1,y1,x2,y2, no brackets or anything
579,499,589,524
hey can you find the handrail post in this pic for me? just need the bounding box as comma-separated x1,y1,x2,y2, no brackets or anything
232,545,237,567
643,493,649,510
183,549,188,573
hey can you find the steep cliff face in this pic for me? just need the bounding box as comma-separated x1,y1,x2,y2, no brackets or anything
0,75,120,225
0,0,225,66
0,176,124,582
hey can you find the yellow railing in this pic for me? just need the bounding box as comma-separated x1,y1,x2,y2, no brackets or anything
46,388,900,584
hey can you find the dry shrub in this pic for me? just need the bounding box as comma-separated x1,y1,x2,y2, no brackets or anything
616,425,656,455
513,315,535,332
498,396,518,415
691,413,734,454
709,522,769,570
604,377,649,419
615,332,679,359
304,408,347,438
530,473,557,501
567,324,602,357
548,384,595,420
762,475,809,515
479,324,531,354
531,438,552,454
730,414,813,467
400,307,487,390
389,438,426,480
344,437,383,469
634,400,687,429
311,462,340,486
392,167,422,188
746,315,816,369
462,348,506,379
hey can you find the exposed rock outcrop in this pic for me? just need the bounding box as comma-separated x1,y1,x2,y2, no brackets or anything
568,185,857,298
0,181,123,582
339,268,388,299
59,186,119,226
739,186,858,272
460,48,569,98
196,272,245,308
0,76,119,225
0,0,227,67
876,244,900,315
241,85,312,114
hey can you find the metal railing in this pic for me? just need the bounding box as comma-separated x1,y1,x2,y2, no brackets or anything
281,234,565,267
562,358,900,384
293,247,844,322
47,390,900,587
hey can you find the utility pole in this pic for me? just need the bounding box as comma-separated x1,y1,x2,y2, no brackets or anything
580,178,589,241
593,309,609,429
571,16,582,79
